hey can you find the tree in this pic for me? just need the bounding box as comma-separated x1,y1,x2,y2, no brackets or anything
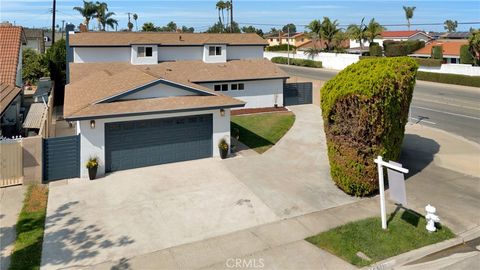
365,18,385,43
402,6,416,30
22,48,49,84
225,1,232,28
269,27,280,35
216,0,226,28
347,18,367,49
133,13,138,31
282,23,296,33
165,21,177,32
127,21,133,31
468,30,480,65
142,22,155,32
181,26,195,33
320,17,340,52
207,21,225,33
241,25,263,36
73,0,96,30
444,20,458,32
93,1,109,30
45,39,67,104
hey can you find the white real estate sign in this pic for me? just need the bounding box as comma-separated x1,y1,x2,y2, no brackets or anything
387,161,407,206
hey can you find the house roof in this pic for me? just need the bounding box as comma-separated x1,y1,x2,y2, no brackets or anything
69,32,268,47
24,28,44,39
443,32,471,39
0,25,26,85
64,59,287,119
0,82,21,115
412,40,469,57
381,30,430,39
296,39,350,50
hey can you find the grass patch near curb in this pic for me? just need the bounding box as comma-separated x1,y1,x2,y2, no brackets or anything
306,209,454,267
231,112,295,153
9,185,49,270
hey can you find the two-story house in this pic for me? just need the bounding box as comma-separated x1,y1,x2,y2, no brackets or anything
63,26,289,178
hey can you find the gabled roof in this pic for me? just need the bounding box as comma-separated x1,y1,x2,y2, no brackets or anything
0,25,27,85
69,32,268,47
381,30,430,39
24,28,44,39
1,82,21,115
412,40,469,57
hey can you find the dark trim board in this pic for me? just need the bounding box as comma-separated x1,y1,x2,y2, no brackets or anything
193,76,289,84
70,44,268,48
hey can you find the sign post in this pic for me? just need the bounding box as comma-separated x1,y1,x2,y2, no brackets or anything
374,156,409,230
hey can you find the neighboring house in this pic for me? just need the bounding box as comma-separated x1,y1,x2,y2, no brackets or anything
296,39,350,52
265,32,310,47
410,40,469,64
24,28,45,53
350,30,432,48
63,28,289,177
0,25,26,138
44,31,63,50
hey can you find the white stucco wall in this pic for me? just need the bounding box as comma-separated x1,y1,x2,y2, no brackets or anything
419,64,480,76
118,82,199,100
76,108,230,178
203,45,227,63
199,79,284,108
264,51,360,70
227,46,264,60
25,39,41,52
158,46,203,61
131,45,158,65
73,47,131,63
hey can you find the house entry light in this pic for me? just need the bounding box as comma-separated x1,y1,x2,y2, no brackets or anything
220,108,225,117
90,120,96,129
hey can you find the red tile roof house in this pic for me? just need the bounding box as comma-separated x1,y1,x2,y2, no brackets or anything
0,24,27,138
410,39,469,64
349,30,432,49
63,25,289,178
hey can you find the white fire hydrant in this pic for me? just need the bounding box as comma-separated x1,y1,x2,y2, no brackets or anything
425,204,440,232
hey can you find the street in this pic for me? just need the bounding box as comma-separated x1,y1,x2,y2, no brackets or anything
279,65,480,143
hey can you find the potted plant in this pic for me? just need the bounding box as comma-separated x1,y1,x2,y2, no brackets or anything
86,157,99,180
218,138,229,159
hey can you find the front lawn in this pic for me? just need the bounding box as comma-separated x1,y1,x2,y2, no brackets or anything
231,112,295,153
9,185,49,270
306,209,454,267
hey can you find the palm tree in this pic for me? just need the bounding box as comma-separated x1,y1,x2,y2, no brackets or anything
73,1,96,30
403,6,416,30
469,30,480,65
320,17,340,52
306,19,322,50
102,12,118,31
216,1,226,26
365,18,385,44
225,1,232,29
444,20,458,32
133,13,138,31
142,22,156,32
93,1,109,30
347,18,367,49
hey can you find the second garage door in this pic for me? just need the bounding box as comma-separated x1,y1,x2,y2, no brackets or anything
105,114,213,172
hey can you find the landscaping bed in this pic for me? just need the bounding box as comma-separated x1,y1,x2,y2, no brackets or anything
231,111,295,153
231,107,289,116
306,209,454,267
9,185,49,270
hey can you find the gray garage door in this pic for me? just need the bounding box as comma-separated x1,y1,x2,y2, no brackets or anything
105,114,213,172
284,82,313,106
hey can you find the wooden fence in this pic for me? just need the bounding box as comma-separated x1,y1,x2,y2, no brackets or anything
0,138,23,187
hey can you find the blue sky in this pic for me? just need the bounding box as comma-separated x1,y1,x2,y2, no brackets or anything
1,0,479,32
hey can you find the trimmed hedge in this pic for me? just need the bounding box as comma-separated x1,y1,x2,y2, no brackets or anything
271,56,322,68
383,40,425,57
321,57,418,196
417,71,480,87
266,44,297,52
414,58,442,67
460,45,474,65
431,46,443,59
369,44,383,57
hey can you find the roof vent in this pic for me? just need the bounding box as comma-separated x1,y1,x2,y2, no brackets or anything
166,68,172,72
179,35,183,41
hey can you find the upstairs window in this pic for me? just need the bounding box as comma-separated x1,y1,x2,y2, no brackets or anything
137,46,153,57
230,83,244,90
214,84,229,91
209,46,222,56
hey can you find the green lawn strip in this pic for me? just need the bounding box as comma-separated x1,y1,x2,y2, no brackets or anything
306,209,454,267
9,185,49,270
231,112,295,153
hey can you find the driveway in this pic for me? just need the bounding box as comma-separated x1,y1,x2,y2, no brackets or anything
41,104,356,269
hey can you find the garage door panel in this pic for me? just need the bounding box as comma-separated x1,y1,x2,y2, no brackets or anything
105,115,213,172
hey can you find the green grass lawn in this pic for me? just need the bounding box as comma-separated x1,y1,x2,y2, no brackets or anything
9,185,49,270
306,209,455,267
231,112,295,153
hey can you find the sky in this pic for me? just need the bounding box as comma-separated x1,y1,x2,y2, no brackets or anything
1,0,479,32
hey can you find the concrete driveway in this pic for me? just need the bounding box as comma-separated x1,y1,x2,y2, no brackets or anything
41,104,356,269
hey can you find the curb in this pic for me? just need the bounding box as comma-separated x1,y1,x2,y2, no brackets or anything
362,226,480,270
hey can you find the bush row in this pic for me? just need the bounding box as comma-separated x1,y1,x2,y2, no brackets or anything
266,44,297,52
460,45,474,64
414,58,442,67
383,40,425,57
271,56,322,68
417,71,480,87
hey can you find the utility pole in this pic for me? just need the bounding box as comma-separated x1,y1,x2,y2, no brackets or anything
51,0,56,45
230,0,233,33
287,26,290,65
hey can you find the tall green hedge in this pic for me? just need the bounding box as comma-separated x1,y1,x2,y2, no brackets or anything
414,58,442,67
383,40,425,57
369,44,383,57
460,45,474,65
431,46,443,60
417,71,480,87
321,57,418,196
266,44,297,52
271,56,322,68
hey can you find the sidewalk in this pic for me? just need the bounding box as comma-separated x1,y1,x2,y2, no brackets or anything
87,123,479,269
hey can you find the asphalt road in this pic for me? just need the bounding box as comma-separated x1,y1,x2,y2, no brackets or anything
279,65,480,143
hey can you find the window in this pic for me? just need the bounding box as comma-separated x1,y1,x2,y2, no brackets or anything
214,85,221,91
137,46,153,57
451,58,457,64
231,84,238,90
230,83,244,90
238,83,244,90
209,46,222,56
221,84,228,91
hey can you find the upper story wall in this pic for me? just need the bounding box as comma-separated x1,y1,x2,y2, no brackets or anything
227,46,264,60
158,46,203,61
74,47,131,63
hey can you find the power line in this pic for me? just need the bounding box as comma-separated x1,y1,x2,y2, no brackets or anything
236,21,480,28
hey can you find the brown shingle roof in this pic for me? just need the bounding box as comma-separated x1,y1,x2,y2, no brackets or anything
1,82,21,115
0,26,26,85
64,59,288,119
70,32,268,46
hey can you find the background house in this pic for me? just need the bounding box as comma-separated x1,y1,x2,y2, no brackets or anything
350,30,432,48
24,28,45,53
410,39,469,64
265,32,310,47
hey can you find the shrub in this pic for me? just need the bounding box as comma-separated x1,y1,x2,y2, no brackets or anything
271,56,322,68
414,58,442,67
460,45,474,65
383,40,425,57
431,45,443,60
369,44,383,57
417,71,480,87
321,57,418,196
266,44,297,52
